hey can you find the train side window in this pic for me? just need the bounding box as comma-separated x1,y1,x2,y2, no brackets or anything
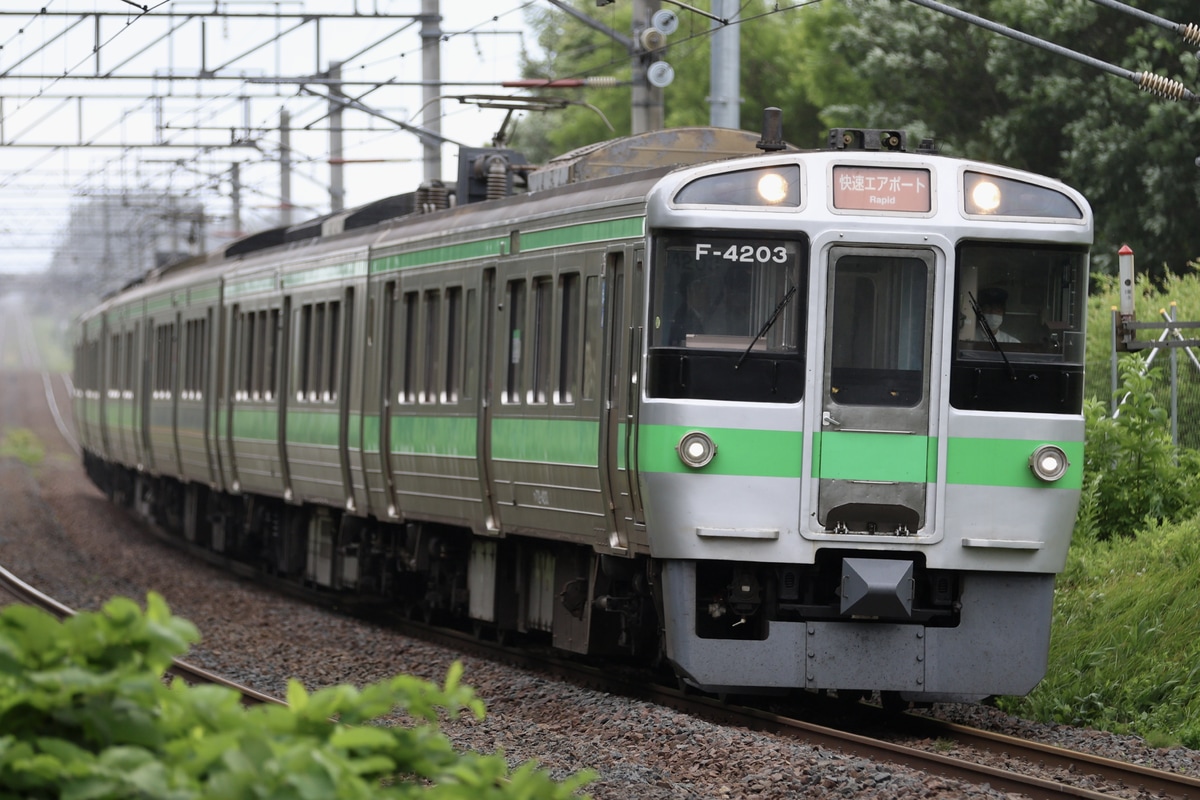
582,275,600,402
422,290,441,404
463,287,477,402
295,305,310,402
248,312,262,400
505,279,526,404
531,277,553,404
401,291,418,404
557,273,580,405
324,300,341,403
153,322,175,400
108,334,121,399
181,318,206,401
445,286,462,404
123,330,135,398
311,303,326,402
264,309,279,401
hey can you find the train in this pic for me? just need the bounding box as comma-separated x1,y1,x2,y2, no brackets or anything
71,112,1092,703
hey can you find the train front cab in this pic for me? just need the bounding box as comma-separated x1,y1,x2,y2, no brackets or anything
639,154,1092,701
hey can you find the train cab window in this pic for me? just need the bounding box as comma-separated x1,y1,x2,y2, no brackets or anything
951,243,1087,413
648,233,807,403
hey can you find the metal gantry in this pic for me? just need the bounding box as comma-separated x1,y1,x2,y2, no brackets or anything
0,3,526,284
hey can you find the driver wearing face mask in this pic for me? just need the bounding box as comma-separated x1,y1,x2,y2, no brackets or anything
976,286,1019,343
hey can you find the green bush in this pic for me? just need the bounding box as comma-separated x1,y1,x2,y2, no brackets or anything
1076,356,1200,541
0,594,593,799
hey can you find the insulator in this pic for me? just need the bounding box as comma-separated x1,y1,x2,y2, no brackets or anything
1138,72,1188,101
416,180,449,214
427,181,449,210
1180,22,1200,48
484,156,510,201
584,76,619,88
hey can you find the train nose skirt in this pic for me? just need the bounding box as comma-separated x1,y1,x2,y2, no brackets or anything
840,557,914,619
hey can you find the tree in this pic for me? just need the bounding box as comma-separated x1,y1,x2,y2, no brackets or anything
829,0,1200,279
511,1,872,160
516,0,1200,279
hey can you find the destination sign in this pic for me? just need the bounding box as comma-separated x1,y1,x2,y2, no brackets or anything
832,166,931,213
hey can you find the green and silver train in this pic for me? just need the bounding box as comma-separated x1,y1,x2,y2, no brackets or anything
73,118,1091,702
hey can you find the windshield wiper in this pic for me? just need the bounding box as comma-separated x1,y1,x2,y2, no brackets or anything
737,284,797,369
968,290,1016,381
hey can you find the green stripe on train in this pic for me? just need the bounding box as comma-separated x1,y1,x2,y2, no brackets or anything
945,436,1083,489
371,238,508,273
491,417,598,465
637,425,1081,488
520,217,645,251
816,430,936,483
638,425,804,478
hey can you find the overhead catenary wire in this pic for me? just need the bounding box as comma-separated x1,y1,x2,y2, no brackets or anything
904,0,1199,102
1084,0,1200,48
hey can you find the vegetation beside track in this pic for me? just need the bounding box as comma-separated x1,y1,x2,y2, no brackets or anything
1002,267,1200,748
0,593,593,799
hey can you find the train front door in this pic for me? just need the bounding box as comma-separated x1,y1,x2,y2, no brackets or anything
816,246,936,536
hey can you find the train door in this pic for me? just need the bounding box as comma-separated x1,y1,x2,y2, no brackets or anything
816,246,936,536
378,281,400,518
139,319,154,472
600,248,646,548
476,267,501,532
336,287,355,508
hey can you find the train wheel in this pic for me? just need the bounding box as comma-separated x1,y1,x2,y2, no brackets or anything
880,691,910,712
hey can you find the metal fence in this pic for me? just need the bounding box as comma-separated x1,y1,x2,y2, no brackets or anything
1098,306,1200,451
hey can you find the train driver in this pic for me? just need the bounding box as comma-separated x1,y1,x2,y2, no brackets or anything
974,286,1019,343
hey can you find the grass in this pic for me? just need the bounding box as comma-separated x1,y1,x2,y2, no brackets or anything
999,516,1200,748
0,428,45,467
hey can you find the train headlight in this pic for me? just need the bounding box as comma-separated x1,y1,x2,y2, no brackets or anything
757,172,790,205
1028,444,1069,482
677,431,716,469
969,179,1002,213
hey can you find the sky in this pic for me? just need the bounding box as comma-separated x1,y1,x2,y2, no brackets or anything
0,1,546,275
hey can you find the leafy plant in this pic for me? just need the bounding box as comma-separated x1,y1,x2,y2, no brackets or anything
1076,356,1200,541
0,594,593,799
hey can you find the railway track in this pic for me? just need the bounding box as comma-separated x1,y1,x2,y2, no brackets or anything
0,563,283,707
2,308,1199,798
382,617,1200,800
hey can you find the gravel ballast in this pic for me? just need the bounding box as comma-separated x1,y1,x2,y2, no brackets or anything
3,369,1199,799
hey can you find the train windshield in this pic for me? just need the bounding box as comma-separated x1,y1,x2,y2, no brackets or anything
951,243,1088,413
647,232,807,403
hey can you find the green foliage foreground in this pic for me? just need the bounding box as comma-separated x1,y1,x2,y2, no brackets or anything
1001,311,1200,748
1001,516,1200,749
0,594,592,799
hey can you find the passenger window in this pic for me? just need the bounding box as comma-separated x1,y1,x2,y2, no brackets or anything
505,280,526,404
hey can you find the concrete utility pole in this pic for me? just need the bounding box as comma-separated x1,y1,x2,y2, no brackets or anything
328,61,345,213
631,0,664,134
420,0,443,181
709,0,740,129
280,108,293,228
230,162,243,238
